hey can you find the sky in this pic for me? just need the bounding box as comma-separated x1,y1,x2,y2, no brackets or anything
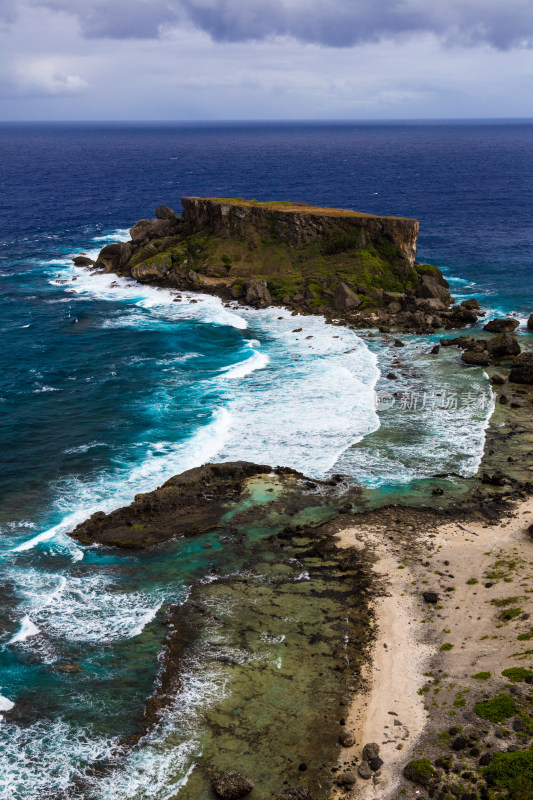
0,0,532,120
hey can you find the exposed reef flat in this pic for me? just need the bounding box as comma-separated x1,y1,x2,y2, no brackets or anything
78,198,488,334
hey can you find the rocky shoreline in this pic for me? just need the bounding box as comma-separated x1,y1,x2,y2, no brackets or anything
64,199,533,799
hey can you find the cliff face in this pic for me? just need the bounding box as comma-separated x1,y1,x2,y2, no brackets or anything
182,197,419,266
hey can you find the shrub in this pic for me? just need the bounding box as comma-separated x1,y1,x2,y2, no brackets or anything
501,667,533,683
483,750,533,799
474,693,516,723
472,671,492,680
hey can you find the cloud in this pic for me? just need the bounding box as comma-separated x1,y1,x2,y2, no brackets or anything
13,0,533,49
12,58,89,96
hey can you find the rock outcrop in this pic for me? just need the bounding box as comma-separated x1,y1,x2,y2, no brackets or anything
483,317,520,333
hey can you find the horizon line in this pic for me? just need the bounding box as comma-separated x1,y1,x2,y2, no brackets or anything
1,117,533,125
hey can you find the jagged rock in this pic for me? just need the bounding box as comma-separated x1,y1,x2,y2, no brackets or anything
486,333,521,359
423,591,439,603
528,313,533,331
461,298,480,310
509,352,533,384
130,217,180,244
450,305,478,325
357,763,372,780
461,349,491,366
393,339,404,347
338,770,358,785
431,345,440,354
527,523,533,541
246,279,272,308
483,317,520,333
131,253,172,281
415,275,452,306
155,204,179,220
72,255,95,267
95,242,133,273
369,756,384,771
212,772,254,799
339,729,356,747
362,743,380,761
333,282,360,312
490,374,506,385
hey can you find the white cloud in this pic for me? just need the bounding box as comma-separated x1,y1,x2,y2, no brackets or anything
13,58,89,95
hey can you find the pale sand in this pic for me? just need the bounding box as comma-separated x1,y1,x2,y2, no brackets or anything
334,495,533,798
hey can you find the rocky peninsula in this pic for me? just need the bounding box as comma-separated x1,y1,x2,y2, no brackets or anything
67,199,533,800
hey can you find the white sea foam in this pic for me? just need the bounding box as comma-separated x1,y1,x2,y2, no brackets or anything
0,695,14,713
7,568,163,644
9,615,40,644
0,717,119,799
63,441,107,455
218,347,269,379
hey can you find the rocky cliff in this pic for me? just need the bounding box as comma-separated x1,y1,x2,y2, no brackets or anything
181,197,419,266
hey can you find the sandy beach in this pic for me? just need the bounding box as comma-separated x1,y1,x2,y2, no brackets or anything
333,495,533,798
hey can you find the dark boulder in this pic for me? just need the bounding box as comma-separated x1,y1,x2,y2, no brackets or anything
490,374,506,385
423,591,439,604
357,763,372,780
369,756,384,771
461,298,480,310
362,742,380,761
130,216,180,244
72,255,95,267
528,313,533,331
212,772,254,800
486,333,521,359
483,317,520,333
246,279,272,308
339,728,356,747
155,204,180,220
415,275,452,306
509,352,533,384
527,523,533,541
482,471,507,486
461,350,491,366
337,770,358,785
95,242,134,273
333,282,361,312
450,305,479,325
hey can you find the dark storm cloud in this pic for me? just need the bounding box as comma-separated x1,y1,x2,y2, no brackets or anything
7,0,533,49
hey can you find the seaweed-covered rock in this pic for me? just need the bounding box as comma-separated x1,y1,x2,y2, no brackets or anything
403,758,436,787
212,771,254,799
131,253,172,281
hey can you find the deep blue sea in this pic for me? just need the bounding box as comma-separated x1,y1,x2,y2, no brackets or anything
0,121,532,798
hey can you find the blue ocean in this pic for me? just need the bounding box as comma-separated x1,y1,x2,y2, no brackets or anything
0,121,532,798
